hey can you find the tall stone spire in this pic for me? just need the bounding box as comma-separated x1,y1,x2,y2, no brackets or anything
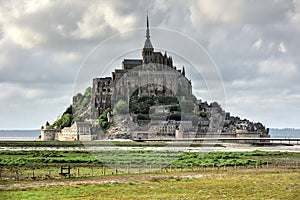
146,14,150,40
144,14,153,49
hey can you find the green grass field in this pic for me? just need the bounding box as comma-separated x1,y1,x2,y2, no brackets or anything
2,150,298,167
1,170,300,200
1,150,299,184
1,150,299,199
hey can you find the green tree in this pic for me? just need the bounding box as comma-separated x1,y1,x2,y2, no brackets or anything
137,113,150,120
170,104,180,112
64,105,73,115
98,108,111,130
99,108,111,120
51,112,73,128
84,87,91,96
61,113,73,127
72,87,92,121
199,110,207,118
98,119,110,130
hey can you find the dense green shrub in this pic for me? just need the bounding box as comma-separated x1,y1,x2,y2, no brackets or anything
199,110,207,117
51,105,74,128
98,108,111,130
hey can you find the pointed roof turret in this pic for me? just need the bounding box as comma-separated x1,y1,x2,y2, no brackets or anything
143,14,153,49
182,66,186,76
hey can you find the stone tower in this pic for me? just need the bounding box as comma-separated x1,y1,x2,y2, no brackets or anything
142,15,154,63
40,121,58,141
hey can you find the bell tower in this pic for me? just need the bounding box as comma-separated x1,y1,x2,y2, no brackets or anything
142,15,154,63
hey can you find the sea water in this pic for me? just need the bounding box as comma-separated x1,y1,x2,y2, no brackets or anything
269,128,300,138
0,130,40,141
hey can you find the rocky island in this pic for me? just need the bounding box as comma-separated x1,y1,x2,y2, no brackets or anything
39,16,269,142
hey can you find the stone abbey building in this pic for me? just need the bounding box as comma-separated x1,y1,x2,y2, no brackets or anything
40,16,269,141
91,16,192,119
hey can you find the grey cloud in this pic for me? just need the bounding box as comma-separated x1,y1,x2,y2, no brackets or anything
0,44,78,85
0,0,299,128
190,0,293,25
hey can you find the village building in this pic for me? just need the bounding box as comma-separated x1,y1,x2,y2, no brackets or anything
40,121,97,141
148,120,193,137
59,122,97,141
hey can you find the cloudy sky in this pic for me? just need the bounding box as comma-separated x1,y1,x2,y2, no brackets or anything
0,0,299,129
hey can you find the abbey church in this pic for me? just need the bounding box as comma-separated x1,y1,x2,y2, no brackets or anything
91,15,192,119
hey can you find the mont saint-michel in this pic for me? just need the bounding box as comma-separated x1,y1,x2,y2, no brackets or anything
40,16,269,142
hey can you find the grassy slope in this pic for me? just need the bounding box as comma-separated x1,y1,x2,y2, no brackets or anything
2,170,300,200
